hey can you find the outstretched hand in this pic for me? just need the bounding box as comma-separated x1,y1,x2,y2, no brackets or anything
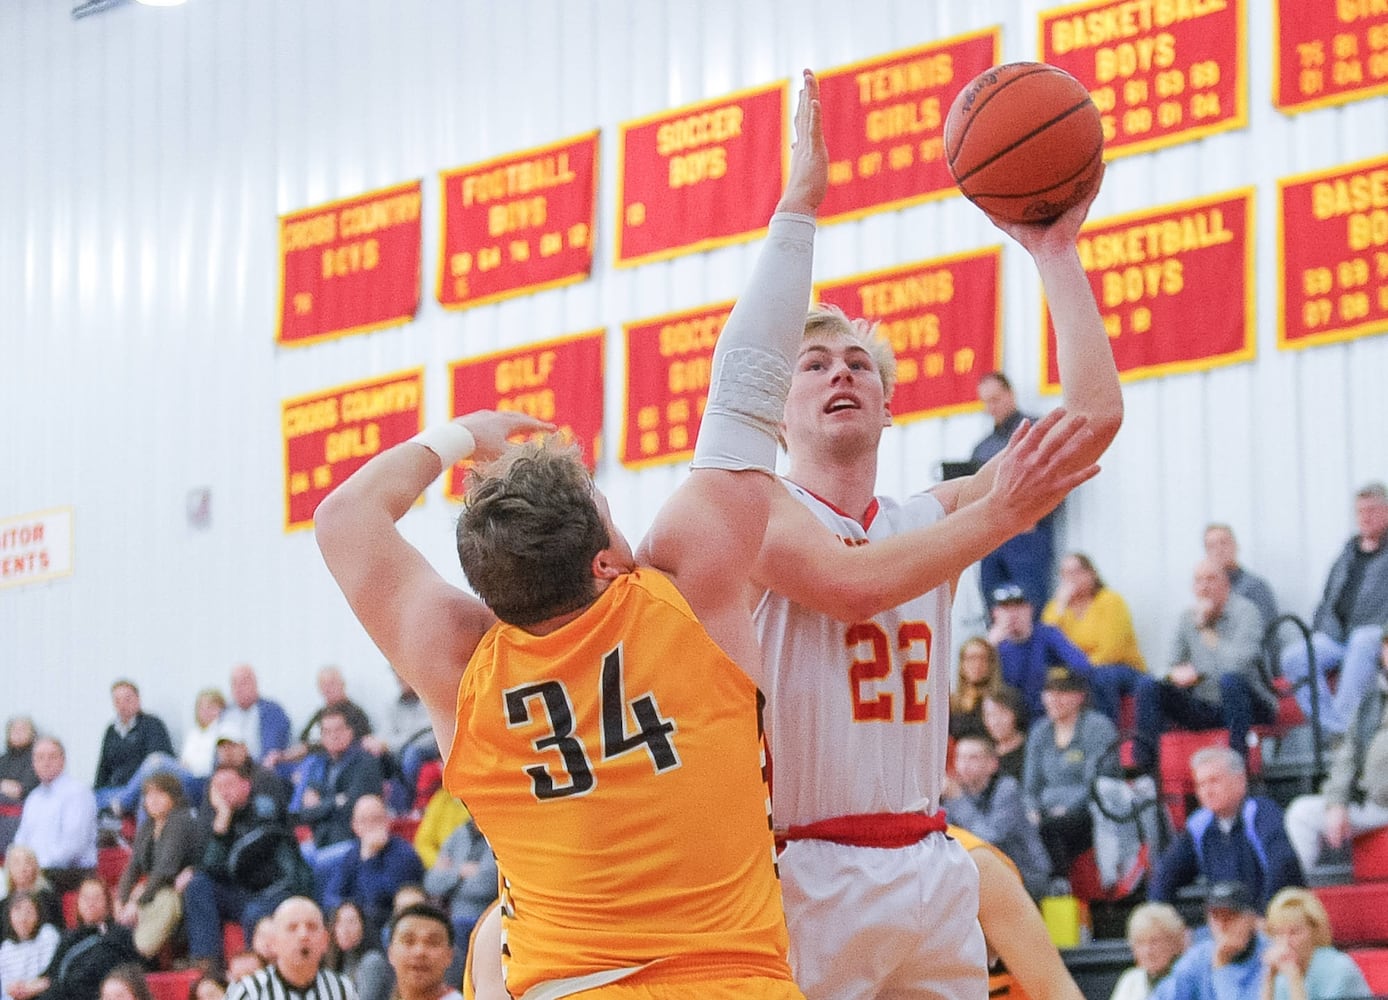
989,163,1105,260
457,410,557,463
777,69,828,217
983,407,1099,529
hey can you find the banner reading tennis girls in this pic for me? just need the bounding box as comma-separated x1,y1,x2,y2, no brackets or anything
1273,0,1388,114
1043,189,1255,389
278,181,423,346
815,249,1002,421
445,330,605,499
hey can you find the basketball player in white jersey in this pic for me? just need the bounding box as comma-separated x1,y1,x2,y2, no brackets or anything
750,178,1123,998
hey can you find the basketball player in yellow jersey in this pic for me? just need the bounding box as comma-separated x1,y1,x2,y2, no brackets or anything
315,72,828,1000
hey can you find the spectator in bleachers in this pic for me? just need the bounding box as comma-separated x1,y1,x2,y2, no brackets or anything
94,681,176,818
1259,887,1369,1000
29,878,141,1000
322,797,423,943
1204,524,1279,631
1043,552,1148,675
361,676,434,816
225,897,354,1000
188,975,226,1000
944,734,1050,898
0,892,61,1000
1153,880,1266,1000
1109,902,1187,1000
0,848,62,942
97,963,152,1000
1280,482,1388,738
112,772,203,959
1131,558,1275,774
950,637,1001,741
220,666,291,770
421,814,496,950
1285,633,1388,872
348,886,428,1000
1022,666,1119,883
208,738,289,820
1150,747,1303,910
278,668,373,769
292,708,383,880
177,690,228,804
323,902,378,986
13,738,97,893
410,789,467,871
981,686,1029,782
0,718,39,853
384,904,459,1000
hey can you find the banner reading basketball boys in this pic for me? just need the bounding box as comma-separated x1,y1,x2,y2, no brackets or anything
815,250,1002,422
1273,0,1388,114
621,302,733,467
445,331,605,498
278,181,422,346
1278,155,1388,351
1039,0,1245,158
816,29,999,225
616,83,785,267
282,369,424,532
438,132,599,309
1044,189,1254,389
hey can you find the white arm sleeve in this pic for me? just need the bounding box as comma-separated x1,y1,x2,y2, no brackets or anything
691,211,816,473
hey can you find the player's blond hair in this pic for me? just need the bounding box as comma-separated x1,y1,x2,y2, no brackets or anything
802,304,898,401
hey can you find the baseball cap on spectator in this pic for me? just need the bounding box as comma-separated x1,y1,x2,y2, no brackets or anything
1042,665,1087,693
991,583,1028,606
1205,880,1257,913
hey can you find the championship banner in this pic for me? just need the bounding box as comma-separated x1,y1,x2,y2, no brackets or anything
815,249,1003,422
616,82,786,267
281,369,425,532
1044,189,1255,389
620,302,734,468
445,330,606,498
277,181,423,346
0,507,73,589
1273,0,1388,114
1278,155,1388,351
816,29,1000,225
438,132,600,310
1039,0,1245,159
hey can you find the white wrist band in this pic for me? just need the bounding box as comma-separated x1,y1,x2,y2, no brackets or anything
411,422,476,467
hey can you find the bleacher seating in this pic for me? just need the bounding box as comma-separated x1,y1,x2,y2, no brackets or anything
1350,948,1388,995
97,844,132,893
146,969,200,1000
1315,883,1388,948
1355,828,1388,883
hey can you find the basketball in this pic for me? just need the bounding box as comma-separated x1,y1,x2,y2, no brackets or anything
944,62,1104,224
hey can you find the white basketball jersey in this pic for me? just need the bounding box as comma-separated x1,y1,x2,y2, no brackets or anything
755,479,953,827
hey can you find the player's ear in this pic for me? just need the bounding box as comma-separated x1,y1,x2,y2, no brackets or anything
882,402,893,429
591,548,624,581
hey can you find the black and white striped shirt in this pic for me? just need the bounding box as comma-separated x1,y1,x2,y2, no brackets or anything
225,964,358,1000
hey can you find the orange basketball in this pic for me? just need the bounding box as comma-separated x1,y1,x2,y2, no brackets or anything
944,62,1104,224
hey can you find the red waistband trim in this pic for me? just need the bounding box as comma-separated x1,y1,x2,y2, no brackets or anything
776,810,948,849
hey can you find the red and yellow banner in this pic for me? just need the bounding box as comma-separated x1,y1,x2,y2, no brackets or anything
1044,189,1255,389
1279,155,1388,351
616,83,786,267
1273,0,1388,114
437,132,599,310
816,29,1000,225
277,181,422,346
1039,0,1245,158
815,249,1003,422
0,507,73,590
621,302,734,468
445,331,606,498
281,369,425,532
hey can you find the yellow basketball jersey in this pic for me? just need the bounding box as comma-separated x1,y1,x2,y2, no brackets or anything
445,569,791,998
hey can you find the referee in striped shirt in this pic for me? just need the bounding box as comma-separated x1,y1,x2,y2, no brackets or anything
226,896,356,1000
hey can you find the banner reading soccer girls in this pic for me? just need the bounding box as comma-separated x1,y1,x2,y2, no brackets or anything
1274,0,1388,114
1044,189,1254,390
445,331,605,498
621,303,733,468
815,249,1002,421
816,29,999,225
616,83,785,267
281,370,424,531
278,181,422,346
438,132,599,310
1279,155,1388,351
1039,0,1245,159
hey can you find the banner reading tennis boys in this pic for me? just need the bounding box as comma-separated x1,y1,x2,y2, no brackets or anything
1278,155,1388,351
1273,0,1388,114
281,369,424,531
815,29,999,225
815,249,1002,421
1039,0,1245,158
438,132,599,310
446,331,605,499
278,181,423,346
616,83,785,267
1044,188,1255,389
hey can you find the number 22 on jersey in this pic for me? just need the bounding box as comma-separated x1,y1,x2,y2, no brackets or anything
847,620,932,723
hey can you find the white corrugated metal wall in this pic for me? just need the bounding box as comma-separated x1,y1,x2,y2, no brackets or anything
0,0,1384,780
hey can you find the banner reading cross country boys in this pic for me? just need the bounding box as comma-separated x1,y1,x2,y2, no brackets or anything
1043,189,1255,390
1278,154,1388,351
1039,0,1245,159
616,83,786,267
281,369,424,532
815,29,999,225
278,181,423,346
1273,0,1388,115
438,132,599,310
445,330,605,499
815,249,1003,422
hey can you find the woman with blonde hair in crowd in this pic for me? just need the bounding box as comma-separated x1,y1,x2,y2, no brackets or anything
0,847,61,941
951,637,1002,740
1260,887,1369,1000
1110,902,1187,1000
178,689,227,801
